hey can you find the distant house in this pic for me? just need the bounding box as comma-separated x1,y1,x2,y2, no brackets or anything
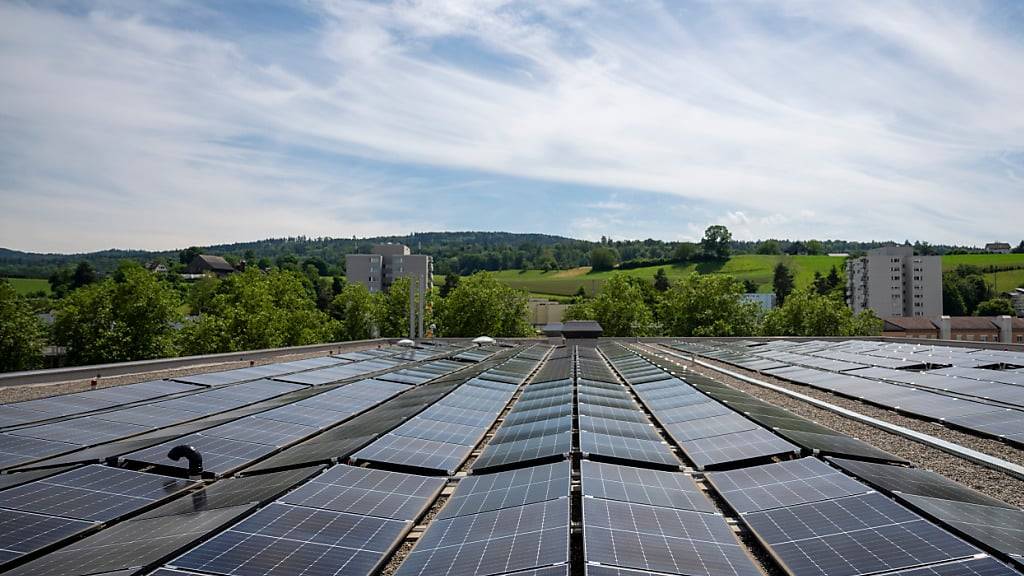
144,262,168,274
186,254,235,276
984,242,1011,254
882,317,939,339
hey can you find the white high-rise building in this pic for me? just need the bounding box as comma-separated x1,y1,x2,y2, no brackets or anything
345,244,432,294
846,246,942,318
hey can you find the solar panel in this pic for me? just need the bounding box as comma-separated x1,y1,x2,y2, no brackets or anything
0,509,95,565
708,457,871,513
827,458,1017,508
472,431,572,472
579,431,678,467
578,403,650,423
93,404,205,427
390,418,486,445
352,435,471,475
490,415,573,443
125,433,277,476
503,403,573,426
897,494,1024,566
664,414,758,442
578,415,661,440
583,497,760,576
0,465,193,521
439,461,570,519
396,497,569,576
773,428,907,463
0,434,77,469
879,557,1022,576
172,502,409,576
679,428,798,469
280,464,445,521
137,466,325,519
4,504,255,576
743,492,980,576
203,416,318,447
580,460,714,513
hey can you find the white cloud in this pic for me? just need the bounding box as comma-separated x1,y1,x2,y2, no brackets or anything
1,0,1022,251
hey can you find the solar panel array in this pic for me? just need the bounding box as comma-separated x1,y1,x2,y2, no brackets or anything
673,339,1024,446
709,458,1007,576
471,348,572,472
577,347,678,467
165,464,444,576
353,347,544,474
830,457,1024,569
635,351,908,464
398,461,571,576
601,343,798,469
3,340,1023,576
0,465,194,569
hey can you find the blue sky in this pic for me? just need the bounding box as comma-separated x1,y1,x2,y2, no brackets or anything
1,0,1023,252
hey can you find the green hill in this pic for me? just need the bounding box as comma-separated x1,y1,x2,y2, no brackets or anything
470,253,1024,297
476,255,845,296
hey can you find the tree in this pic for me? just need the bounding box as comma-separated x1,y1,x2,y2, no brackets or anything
0,280,47,372
434,273,532,337
54,262,182,364
742,280,758,293
756,240,781,255
375,277,415,338
179,246,202,265
660,274,761,337
942,275,968,317
773,263,796,305
72,261,97,289
589,247,619,271
1013,241,1024,254
187,276,220,315
826,266,842,292
440,273,460,298
805,240,824,256
762,288,881,337
700,225,732,260
812,271,830,295
975,298,1015,317
653,268,671,292
785,241,807,255
330,283,375,340
564,275,655,336
178,268,336,355
672,242,698,262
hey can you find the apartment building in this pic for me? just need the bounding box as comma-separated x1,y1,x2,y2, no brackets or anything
847,246,942,317
345,244,432,294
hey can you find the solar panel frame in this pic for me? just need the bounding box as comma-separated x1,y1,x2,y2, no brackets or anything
172,502,411,576
583,497,761,576
396,497,570,576
280,464,446,521
743,492,981,576
0,464,193,522
580,460,714,513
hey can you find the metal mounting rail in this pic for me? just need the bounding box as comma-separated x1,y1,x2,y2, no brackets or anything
642,345,1024,482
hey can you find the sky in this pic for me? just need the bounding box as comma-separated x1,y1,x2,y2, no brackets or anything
1,0,1023,253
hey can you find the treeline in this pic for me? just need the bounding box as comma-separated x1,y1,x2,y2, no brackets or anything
0,231,997,279
563,271,881,338
0,264,534,372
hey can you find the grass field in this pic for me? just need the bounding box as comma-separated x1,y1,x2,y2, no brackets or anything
941,253,1024,270
443,253,1024,298
3,277,51,296
479,255,846,297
